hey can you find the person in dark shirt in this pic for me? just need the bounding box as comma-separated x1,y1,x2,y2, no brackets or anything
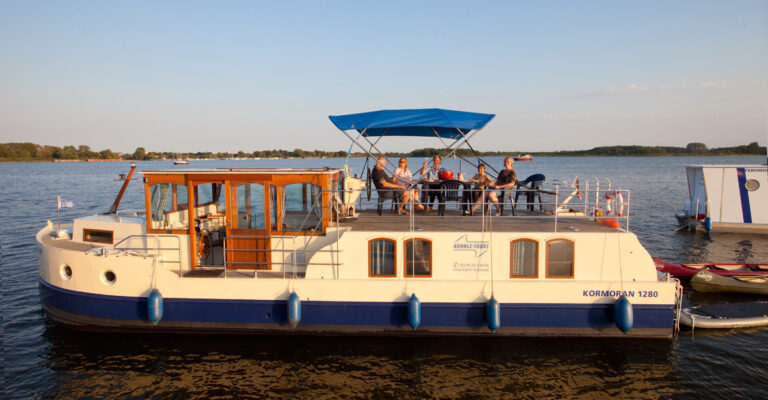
494,157,518,212
371,157,420,214
495,157,518,191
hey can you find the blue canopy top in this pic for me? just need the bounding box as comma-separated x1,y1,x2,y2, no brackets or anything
328,108,495,139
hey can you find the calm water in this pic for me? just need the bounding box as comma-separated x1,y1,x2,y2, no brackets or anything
3,156,768,399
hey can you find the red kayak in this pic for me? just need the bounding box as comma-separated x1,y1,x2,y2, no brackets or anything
653,258,768,279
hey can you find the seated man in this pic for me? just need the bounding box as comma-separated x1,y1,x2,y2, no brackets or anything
372,157,421,215
494,156,518,209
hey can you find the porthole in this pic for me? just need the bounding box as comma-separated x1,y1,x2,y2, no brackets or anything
745,179,760,192
101,270,117,285
60,265,72,280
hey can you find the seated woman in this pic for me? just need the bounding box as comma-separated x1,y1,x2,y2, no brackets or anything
468,163,501,215
393,157,425,215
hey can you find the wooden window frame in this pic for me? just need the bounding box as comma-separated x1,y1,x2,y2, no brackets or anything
144,175,189,235
545,238,575,279
510,238,539,279
274,182,326,236
82,228,114,244
368,238,397,278
403,238,433,278
229,181,269,232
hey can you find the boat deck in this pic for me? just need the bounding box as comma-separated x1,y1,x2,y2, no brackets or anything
340,210,620,233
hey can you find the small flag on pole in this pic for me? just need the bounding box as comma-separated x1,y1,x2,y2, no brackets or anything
57,196,74,208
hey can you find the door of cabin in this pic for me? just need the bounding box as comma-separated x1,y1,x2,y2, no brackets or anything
189,180,227,268
226,181,272,269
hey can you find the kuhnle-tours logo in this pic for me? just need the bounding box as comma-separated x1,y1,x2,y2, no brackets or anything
453,234,489,257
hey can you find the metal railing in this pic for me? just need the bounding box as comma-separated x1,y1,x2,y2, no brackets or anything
330,180,631,231
110,234,183,273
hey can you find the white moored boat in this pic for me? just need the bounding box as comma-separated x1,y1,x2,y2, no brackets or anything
38,109,680,337
676,164,768,234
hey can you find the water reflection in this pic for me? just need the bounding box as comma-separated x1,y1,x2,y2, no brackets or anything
41,323,681,399
673,232,768,265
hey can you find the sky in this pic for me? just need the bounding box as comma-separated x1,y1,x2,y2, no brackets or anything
0,1,766,153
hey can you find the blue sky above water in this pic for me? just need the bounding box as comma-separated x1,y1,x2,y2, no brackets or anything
0,1,765,153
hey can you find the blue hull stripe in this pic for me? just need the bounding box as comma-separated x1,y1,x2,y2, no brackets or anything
40,280,673,329
736,168,752,223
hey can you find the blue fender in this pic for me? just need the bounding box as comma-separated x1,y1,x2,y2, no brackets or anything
408,293,421,330
613,295,633,333
287,291,301,328
147,289,163,325
486,296,501,332
704,217,712,233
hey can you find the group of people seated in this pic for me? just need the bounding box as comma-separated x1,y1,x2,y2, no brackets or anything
371,155,518,216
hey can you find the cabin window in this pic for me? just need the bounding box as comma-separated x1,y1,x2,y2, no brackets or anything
192,182,226,232
194,183,225,214
546,239,574,278
83,229,113,244
231,182,266,230
369,239,396,277
511,239,538,278
149,183,189,230
404,239,432,277
280,183,322,232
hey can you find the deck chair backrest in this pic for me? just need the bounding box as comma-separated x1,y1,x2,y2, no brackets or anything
440,180,463,202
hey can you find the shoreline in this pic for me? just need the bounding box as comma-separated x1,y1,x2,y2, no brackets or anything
2,154,766,163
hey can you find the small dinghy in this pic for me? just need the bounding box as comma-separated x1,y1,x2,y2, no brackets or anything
680,306,768,329
690,269,768,295
653,258,768,279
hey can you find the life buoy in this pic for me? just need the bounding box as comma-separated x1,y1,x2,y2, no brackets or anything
197,229,211,261
604,190,625,217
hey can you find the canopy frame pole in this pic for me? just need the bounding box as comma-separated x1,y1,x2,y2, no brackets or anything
340,128,399,177
431,127,452,151
448,127,500,175
442,127,481,160
359,128,389,158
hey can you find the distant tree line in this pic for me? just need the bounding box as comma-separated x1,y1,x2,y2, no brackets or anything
527,142,766,157
0,143,349,161
0,143,119,161
1,141,764,162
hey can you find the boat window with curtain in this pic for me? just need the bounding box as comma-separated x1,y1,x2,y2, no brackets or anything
369,239,396,277
511,239,538,278
546,239,574,278
149,182,189,230
404,238,432,277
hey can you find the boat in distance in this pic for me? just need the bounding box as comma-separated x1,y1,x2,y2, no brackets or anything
37,108,680,338
513,154,533,161
653,257,768,279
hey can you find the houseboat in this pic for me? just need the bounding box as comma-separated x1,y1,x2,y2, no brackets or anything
37,109,680,337
676,164,768,234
